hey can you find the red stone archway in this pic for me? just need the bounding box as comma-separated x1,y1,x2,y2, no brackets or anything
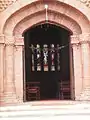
1,0,90,105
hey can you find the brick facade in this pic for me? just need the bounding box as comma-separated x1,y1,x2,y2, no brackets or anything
0,0,90,106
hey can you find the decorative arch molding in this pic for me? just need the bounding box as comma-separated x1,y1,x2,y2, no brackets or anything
2,0,90,36
13,10,81,36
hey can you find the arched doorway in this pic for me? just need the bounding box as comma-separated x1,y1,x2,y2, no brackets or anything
24,22,72,101
1,0,90,105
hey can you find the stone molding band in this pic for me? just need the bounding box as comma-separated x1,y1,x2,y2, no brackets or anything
0,34,90,46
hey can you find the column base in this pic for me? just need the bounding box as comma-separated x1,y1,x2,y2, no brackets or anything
1,92,18,105
78,87,90,100
0,92,4,105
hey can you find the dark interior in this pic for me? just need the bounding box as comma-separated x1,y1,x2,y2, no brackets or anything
24,23,71,101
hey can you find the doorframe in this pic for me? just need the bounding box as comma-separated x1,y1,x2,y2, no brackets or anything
69,41,75,100
23,46,26,102
23,23,74,101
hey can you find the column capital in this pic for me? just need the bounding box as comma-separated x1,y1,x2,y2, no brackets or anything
0,35,24,46
4,35,15,46
14,36,24,46
70,34,80,45
0,34,5,44
79,33,90,44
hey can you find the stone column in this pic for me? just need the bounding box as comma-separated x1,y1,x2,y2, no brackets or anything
3,35,17,105
14,36,24,103
71,35,83,100
79,34,90,100
0,35,4,104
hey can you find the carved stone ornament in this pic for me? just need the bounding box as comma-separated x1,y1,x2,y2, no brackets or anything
0,0,17,12
80,0,90,8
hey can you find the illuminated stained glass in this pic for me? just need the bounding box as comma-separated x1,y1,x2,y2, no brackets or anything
43,44,48,71
31,43,61,72
50,44,55,71
36,44,41,71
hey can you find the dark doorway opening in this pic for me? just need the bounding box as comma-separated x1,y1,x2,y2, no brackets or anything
24,23,71,101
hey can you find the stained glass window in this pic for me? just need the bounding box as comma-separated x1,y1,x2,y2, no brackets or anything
31,44,61,72
50,44,55,71
43,44,48,71
36,44,41,71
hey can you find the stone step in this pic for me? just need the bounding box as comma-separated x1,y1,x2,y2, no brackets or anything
1,101,90,120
